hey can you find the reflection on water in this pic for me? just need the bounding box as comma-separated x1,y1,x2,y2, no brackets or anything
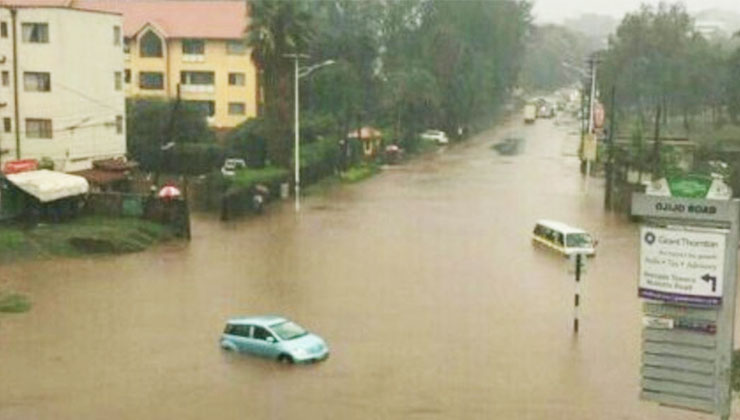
0,117,724,419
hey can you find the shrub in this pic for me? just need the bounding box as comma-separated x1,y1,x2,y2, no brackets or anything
162,143,225,175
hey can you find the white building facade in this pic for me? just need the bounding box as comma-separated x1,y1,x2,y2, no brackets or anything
0,6,126,172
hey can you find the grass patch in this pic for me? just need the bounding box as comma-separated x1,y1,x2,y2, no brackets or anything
303,175,341,196
230,166,290,190
0,216,176,262
0,293,31,313
340,165,379,183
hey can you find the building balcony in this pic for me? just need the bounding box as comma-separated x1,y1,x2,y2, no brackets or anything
182,54,205,63
181,84,215,94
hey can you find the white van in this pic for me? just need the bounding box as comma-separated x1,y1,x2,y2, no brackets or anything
532,220,596,257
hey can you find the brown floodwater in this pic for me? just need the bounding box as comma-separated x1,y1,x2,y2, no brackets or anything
0,115,736,419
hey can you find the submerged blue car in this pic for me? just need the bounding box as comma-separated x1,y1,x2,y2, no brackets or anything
220,315,329,364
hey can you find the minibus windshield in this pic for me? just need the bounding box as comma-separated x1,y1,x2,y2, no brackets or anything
566,233,592,248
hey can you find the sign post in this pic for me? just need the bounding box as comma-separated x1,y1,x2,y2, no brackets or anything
632,193,739,419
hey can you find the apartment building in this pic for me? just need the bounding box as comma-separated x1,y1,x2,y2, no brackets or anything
0,4,126,172
74,0,258,130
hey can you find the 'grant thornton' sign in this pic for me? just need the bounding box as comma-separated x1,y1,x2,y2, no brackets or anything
639,226,726,306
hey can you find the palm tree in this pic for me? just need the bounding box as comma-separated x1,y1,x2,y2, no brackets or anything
247,0,314,166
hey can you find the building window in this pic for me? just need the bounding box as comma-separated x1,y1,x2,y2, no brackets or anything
139,30,162,57
0,22,7,38
228,102,245,115
3,118,10,133
23,72,50,92
181,71,214,86
139,72,163,90
113,25,121,46
114,71,122,90
226,40,246,55
228,72,245,86
115,115,123,134
21,23,48,43
124,69,131,83
26,118,52,138
185,100,215,117
182,39,204,55
1,71,8,87
123,37,131,54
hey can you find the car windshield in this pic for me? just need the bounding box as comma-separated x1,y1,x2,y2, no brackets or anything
566,233,593,248
271,321,308,340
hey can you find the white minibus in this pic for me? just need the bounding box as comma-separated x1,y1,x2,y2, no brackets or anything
532,220,596,257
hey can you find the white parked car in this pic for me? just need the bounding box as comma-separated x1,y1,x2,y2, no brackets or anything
420,129,449,145
221,158,246,177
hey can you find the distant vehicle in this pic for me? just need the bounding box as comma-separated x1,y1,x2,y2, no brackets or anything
524,104,536,124
420,129,449,144
220,315,329,364
384,144,405,164
221,158,246,177
537,102,555,119
532,220,596,257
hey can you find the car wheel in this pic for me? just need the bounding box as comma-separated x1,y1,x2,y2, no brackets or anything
278,354,294,364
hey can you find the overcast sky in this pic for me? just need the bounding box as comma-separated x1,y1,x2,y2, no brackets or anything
532,0,740,24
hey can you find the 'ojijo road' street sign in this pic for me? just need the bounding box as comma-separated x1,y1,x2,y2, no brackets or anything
640,226,726,306
632,193,739,419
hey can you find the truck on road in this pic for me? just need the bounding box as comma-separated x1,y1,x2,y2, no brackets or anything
524,104,536,124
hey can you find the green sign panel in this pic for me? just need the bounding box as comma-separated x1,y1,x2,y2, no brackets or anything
667,175,712,199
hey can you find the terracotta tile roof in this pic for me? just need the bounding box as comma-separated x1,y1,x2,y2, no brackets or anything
72,0,248,39
0,0,74,7
71,168,128,185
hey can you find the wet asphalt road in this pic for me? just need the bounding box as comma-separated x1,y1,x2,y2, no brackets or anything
0,114,735,419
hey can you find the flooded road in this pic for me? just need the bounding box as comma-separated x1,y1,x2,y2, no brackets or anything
0,115,732,419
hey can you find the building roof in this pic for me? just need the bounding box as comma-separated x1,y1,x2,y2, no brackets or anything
0,0,120,15
6,169,89,202
71,0,248,39
0,0,73,7
71,168,128,186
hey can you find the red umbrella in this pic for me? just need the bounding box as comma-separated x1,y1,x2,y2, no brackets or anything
158,185,181,199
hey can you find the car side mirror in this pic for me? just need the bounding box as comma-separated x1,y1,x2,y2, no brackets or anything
266,336,276,343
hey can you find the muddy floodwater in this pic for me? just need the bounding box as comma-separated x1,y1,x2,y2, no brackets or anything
1,115,737,419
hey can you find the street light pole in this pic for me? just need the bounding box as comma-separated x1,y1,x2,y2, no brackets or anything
293,55,300,212
284,54,334,212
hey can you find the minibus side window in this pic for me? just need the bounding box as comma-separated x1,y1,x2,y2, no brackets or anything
555,233,564,246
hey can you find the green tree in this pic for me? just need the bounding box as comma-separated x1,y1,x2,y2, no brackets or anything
126,98,214,172
598,3,714,126
727,45,740,123
247,0,314,167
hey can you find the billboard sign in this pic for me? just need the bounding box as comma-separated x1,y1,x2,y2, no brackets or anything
593,102,605,129
640,226,726,306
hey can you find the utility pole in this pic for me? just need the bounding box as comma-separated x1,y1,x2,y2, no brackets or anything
651,103,662,179
584,55,598,194
605,85,616,210
10,8,20,159
155,83,181,187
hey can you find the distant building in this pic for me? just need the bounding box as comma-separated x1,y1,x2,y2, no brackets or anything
73,0,258,130
0,3,126,172
695,20,728,40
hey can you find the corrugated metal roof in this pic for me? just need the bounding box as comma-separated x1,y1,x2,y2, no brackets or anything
6,170,89,202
